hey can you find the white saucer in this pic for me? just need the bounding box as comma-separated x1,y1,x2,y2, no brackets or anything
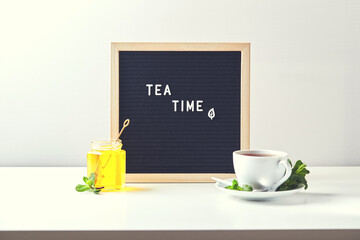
215,178,304,201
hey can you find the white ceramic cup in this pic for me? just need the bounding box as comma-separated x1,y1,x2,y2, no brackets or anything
233,149,292,192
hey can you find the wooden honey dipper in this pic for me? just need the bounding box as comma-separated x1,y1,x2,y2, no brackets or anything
116,119,130,140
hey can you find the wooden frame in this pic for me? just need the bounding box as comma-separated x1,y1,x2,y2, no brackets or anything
111,42,250,182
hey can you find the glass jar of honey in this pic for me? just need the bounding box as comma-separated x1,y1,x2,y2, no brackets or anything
87,139,126,191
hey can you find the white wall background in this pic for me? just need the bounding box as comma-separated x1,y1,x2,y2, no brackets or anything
0,0,359,166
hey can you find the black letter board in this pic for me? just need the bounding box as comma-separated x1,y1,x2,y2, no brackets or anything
111,43,250,182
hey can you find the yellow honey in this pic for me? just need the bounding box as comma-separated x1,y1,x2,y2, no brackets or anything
87,140,126,191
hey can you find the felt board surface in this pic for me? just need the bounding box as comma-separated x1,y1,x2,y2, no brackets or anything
119,51,241,173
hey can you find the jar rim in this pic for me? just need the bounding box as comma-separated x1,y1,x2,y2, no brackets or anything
91,138,122,144
91,138,122,151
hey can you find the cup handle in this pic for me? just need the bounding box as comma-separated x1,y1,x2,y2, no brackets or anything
271,159,292,191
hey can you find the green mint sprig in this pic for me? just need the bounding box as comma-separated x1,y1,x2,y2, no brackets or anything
75,172,103,194
225,179,253,191
277,159,310,191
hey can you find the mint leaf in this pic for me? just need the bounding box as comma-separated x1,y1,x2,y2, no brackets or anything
287,159,292,168
76,172,102,194
83,176,89,184
86,179,94,186
89,188,101,194
232,179,239,188
88,173,96,183
76,184,90,192
243,184,253,191
225,180,253,192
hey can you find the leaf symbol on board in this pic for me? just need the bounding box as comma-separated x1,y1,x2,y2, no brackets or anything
208,108,215,120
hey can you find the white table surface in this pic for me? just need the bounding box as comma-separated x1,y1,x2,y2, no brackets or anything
1,167,359,231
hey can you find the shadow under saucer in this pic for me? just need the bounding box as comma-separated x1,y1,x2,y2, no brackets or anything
255,192,337,206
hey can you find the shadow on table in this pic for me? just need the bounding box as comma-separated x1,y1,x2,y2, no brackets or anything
255,192,337,206
101,186,151,193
